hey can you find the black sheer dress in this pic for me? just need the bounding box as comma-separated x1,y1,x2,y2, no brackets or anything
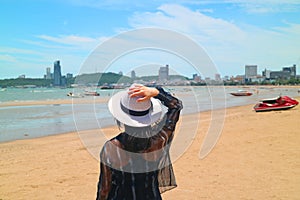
96,87,183,200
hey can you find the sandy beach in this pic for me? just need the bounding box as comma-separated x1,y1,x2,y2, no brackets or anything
0,97,300,200
0,97,110,108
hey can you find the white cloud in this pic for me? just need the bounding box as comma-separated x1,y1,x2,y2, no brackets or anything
35,34,106,50
273,22,300,35
128,4,300,75
64,0,154,10
0,47,42,55
130,4,247,46
217,0,300,13
0,54,17,63
64,0,300,14
37,35,94,44
0,34,109,78
3,2,299,79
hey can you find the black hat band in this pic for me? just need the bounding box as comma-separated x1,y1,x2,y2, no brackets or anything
120,102,152,116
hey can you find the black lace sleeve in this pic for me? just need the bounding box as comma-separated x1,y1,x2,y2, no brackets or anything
155,86,183,131
147,86,183,151
153,87,183,193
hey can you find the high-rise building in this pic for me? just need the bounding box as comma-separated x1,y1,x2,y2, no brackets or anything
215,73,221,81
45,67,51,79
245,65,257,78
159,64,169,82
53,60,62,86
245,65,257,82
282,64,296,77
61,76,67,87
193,73,201,82
269,64,297,80
131,70,136,79
262,69,271,79
66,73,73,79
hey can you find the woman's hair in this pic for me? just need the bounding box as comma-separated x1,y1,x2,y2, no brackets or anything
115,116,166,152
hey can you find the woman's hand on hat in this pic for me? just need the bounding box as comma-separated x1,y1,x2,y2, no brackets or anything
128,85,159,102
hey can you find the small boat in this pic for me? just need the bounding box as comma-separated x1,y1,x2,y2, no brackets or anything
67,92,84,98
100,85,114,90
253,96,298,112
230,90,253,96
84,91,100,96
100,84,126,90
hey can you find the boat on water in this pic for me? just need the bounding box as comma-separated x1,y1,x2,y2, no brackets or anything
84,91,100,96
230,90,253,96
100,84,126,90
253,96,298,112
67,92,84,98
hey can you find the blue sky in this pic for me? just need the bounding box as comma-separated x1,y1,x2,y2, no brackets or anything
1,0,300,79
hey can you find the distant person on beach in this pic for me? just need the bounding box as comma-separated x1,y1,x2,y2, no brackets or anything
96,84,183,200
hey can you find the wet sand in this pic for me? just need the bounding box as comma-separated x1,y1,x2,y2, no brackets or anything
0,97,110,107
0,97,299,200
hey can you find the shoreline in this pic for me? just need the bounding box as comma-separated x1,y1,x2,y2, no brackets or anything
1,85,299,108
0,95,299,144
0,97,110,107
1,97,300,199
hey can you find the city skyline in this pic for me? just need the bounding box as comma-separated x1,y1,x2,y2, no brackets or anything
1,1,300,79
3,61,297,81
0,61,298,88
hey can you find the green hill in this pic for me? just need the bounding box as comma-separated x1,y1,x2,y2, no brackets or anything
0,72,189,87
75,72,132,86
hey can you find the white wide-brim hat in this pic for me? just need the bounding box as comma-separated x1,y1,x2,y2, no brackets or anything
108,89,163,127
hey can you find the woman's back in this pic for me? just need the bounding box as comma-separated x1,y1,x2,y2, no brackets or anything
96,85,182,200
108,167,161,200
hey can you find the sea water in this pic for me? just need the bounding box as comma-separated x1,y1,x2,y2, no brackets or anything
0,86,299,142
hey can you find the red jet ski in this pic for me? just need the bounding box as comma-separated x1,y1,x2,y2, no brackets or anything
254,96,298,112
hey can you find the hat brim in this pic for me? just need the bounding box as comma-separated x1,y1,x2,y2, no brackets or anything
108,91,163,127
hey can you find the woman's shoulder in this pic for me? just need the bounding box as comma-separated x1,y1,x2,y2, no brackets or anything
102,133,124,148
100,134,130,168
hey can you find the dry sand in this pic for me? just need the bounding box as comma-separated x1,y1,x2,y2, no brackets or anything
0,97,299,200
